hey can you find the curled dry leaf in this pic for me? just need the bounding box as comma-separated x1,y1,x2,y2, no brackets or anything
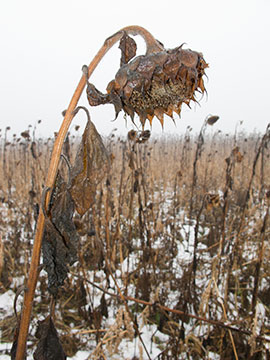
50,180,78,264
119,32,137,67
42,218,69,296
42,175,79,296
87,40,208,128
33,316,66,360
69,120,110,216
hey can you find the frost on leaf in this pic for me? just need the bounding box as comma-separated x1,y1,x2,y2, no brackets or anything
69,120,110,216
42,175,79,296
33,316,66,360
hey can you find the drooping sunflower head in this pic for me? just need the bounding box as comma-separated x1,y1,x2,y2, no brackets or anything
86,34,208,128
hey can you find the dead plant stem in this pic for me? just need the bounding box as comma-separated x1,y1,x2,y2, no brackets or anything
104,258,152,360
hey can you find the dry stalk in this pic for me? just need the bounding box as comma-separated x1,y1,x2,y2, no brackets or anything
218,147,234,257
188,119,207,225
88,308,133,359
213,278,239,360
249,304,259,358
104,257,152,360
0,234,3,279
232,124,270,268
192,196,206,284
249,196,270,356
188,119,208,292
222,125,270,319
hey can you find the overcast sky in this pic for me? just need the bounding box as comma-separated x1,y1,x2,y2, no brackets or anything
1,0,270,138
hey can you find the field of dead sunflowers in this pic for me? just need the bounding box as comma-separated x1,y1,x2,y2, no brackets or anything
1,26,270,360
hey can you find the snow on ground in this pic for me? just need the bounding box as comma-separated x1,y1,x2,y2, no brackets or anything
0,342,12,360
69,350,89,359
0,216,207,360
0,290,15,317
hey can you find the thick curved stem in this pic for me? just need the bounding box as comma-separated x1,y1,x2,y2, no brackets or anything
15,25,158,360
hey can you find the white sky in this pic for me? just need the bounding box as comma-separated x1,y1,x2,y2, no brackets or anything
1,0,270,138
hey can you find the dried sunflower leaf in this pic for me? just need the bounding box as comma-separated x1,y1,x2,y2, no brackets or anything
86,83,109,107
119,32,137,67
42,219,69,296
42,176,79,296
33,316,66,360
69,120,110,216
51,181,78,265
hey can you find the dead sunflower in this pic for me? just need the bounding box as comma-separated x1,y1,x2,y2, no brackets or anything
85,31,208,128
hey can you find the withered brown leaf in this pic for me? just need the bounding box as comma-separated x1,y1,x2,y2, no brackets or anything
42,219,68,296
33,316,66,360
51,180,78,264
69,120,110,216
42,175,79,296
119,32,137,67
